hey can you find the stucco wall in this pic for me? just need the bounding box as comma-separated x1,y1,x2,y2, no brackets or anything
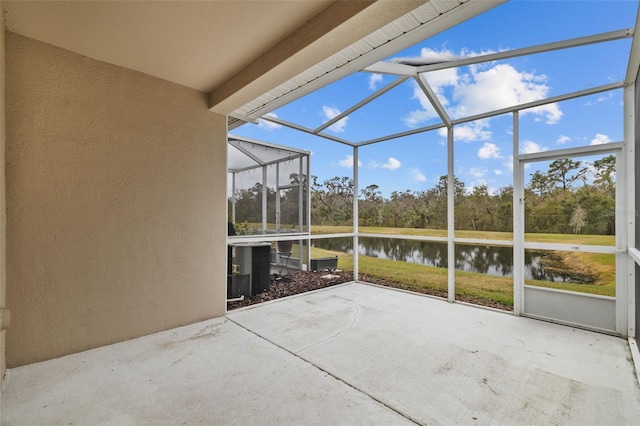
5,32,227,367
1,10,7,380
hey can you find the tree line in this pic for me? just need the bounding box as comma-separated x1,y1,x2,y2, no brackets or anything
231,155,616,235
311,156,615,235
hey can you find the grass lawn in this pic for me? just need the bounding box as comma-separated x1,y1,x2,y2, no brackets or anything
311,225,615,246
308,225,617,306
310,246,514,307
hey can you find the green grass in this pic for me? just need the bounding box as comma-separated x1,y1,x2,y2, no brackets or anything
251,224,616,306
309,232,616,308
310,246,515,306
311,225,615,246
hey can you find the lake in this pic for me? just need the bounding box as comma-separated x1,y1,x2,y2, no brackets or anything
312,236,594,283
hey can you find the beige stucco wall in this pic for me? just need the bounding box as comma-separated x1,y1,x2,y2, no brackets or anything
5,32,227,367
1,6,7,380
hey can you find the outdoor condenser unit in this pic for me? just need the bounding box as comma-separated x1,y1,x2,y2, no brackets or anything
232,243,271,296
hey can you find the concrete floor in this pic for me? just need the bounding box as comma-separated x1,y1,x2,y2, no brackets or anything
2,283,640,425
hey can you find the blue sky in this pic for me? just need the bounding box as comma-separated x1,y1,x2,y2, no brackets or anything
232,1,638,197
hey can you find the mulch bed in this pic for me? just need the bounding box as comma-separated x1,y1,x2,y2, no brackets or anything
227,270,354,310
227,270,512,312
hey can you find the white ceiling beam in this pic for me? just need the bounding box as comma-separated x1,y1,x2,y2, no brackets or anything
210,0,421,115
417,28,633,73
228,112,259,125
363,61,417,76
415,74,451,127
357,122,446,147
451,81,623,126
626,6,640,84
243,0,506,120
356,81,623,146
314,76,410,133
259,116,357,147
518,142,623,163
243,57,622,149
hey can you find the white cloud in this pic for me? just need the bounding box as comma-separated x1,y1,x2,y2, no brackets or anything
392,47,458,65
469,167,486,179
401,47,563,128
337,155,361,168
411,168,427,182
503,156,514,173
322,105,349,133
404,109,435,128
452,64,562,124
494,169,503,176
586,92,615,106
368,74,383,90
465,167,489,188
557,135,571,145
478,142,502,159
525,104,563,124
436,122,492,142
371,157,402,170
590,133,612,145
456,121,493,142
520,140,547,154
382,157,401,170
257,112,282,130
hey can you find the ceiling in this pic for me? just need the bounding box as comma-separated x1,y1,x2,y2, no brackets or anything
2,0,513,121
228,0,505,128
3,0,435,114
2,0,335,93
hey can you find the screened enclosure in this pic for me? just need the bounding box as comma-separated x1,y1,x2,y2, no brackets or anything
228,136,310,236
227,136,311,274
228,1,640,338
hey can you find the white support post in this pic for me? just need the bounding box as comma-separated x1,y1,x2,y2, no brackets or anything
276,163,280,232
262,166,267,233
298,157,303,232
617,141,629,337
298,157,304,267
231,172,236,223
512,111,524,316
625,83,636,338
353,146,359,281
306,154,311,271
447,126,455,303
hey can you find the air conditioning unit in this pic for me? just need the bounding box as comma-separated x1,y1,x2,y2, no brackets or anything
231,243,271,296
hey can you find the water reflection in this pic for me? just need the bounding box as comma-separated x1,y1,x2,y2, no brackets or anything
313,237,591,283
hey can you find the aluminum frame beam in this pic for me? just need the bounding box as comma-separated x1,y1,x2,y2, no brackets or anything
626,7,640,84
259,115,356,147
415,74,452,127
229,139,266,167
363,61,417,77
356,82,623,147
314,76,410,133
358,122,446,147
241,0,506,122
518,142,623,163
417,29,633,73
452,82,624,126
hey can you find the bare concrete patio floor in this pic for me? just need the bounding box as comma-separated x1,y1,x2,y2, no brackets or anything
2,282,639,425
